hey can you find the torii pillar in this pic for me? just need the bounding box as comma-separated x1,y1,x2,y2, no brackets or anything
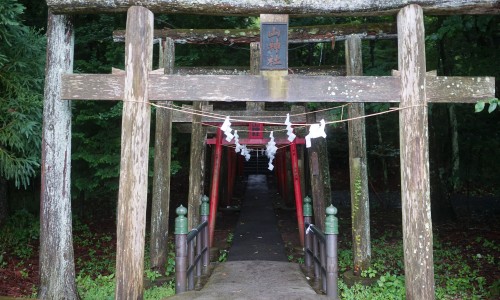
398,5,435,299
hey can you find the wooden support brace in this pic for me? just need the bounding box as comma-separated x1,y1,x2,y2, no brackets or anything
61,73,495,103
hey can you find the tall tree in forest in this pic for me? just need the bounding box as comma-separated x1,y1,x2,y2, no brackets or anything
0,0,45,224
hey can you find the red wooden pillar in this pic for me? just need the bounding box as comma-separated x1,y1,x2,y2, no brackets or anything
209,128,223,247
280,148,290,206
226,150,236,206
237,153,244,176
274,150,285,196
290,140,305,246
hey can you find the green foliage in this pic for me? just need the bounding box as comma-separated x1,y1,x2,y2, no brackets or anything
218,249,228,262
339,273,406,300
0,0,45,188
145,268,161,282
338,231,495,298
77,273,116,300
475,98,498,113
143,284,175,299
0,210,39,259
77,273,175,300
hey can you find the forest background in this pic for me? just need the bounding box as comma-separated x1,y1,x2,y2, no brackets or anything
0,0,498,297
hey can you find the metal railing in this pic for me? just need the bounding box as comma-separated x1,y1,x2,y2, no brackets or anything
175,195,210,294
303,196,339,299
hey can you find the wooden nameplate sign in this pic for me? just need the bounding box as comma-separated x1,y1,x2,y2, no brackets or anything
260,14,289,99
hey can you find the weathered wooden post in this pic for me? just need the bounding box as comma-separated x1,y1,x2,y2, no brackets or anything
306,110,332,231
398,4,435,299
201,195,210,269
150,37,174,274
39,11,79,299
188,100,207,230
345,34,371,275
175,205,188,294
115,6,153,299
325,205,339,300
303,196,313,268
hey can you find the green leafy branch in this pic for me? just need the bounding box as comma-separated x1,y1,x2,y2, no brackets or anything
475,98,498,113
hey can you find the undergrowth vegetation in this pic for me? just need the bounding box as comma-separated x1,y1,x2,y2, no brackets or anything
335,229,499,299
1,211,498,298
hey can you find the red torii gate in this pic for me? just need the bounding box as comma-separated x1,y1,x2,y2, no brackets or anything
205,122,307,246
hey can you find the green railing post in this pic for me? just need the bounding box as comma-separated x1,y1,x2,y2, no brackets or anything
200,195,210,269
175,205,188,294
303,196,313,268
325,205,339,299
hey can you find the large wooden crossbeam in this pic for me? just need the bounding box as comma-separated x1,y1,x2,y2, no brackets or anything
113,23,396,44
46,0,500,15
62,73,494,103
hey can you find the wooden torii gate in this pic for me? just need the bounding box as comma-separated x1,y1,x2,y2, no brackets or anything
42,1,498,299
120,24,398,254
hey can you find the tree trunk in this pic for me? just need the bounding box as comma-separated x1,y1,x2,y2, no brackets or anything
150,37,174,273
397,5,435,299
115,6,153,299
375,117,389,190
0,176,8,227
345,35,371,275
39,11,79,300
449,104,460,191
306,110,332,231
429,105,456,222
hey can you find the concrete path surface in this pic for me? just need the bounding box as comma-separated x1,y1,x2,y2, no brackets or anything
228,174,287,261
167,260,328,300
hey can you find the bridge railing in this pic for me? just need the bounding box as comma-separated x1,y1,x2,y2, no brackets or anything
174,195,210,294
303,196,339,299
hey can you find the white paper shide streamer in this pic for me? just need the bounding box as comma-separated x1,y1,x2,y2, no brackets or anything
265,131,278,171
220,116,234,142
285,113,296,142
305,119,326,148
234,130,251,161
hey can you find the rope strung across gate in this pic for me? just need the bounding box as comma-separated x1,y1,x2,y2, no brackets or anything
142,100,425,129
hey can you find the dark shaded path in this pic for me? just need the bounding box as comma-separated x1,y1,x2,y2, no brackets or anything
227,174,287,261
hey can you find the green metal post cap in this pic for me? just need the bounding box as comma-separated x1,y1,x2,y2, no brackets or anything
175,205,188,234
324,204,338,235
303,196,313,217
200,195,210,216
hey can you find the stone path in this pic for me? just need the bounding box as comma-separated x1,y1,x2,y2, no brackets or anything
228,174,287,261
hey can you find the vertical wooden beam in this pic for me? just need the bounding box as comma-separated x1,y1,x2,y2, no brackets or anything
398,5,435,299
247,42,265,111
39,11,79,299
306,112,332,231
187,101,207,230
158,38,164,68
345,35,371,275
115,6,153,299
150,37,174,273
